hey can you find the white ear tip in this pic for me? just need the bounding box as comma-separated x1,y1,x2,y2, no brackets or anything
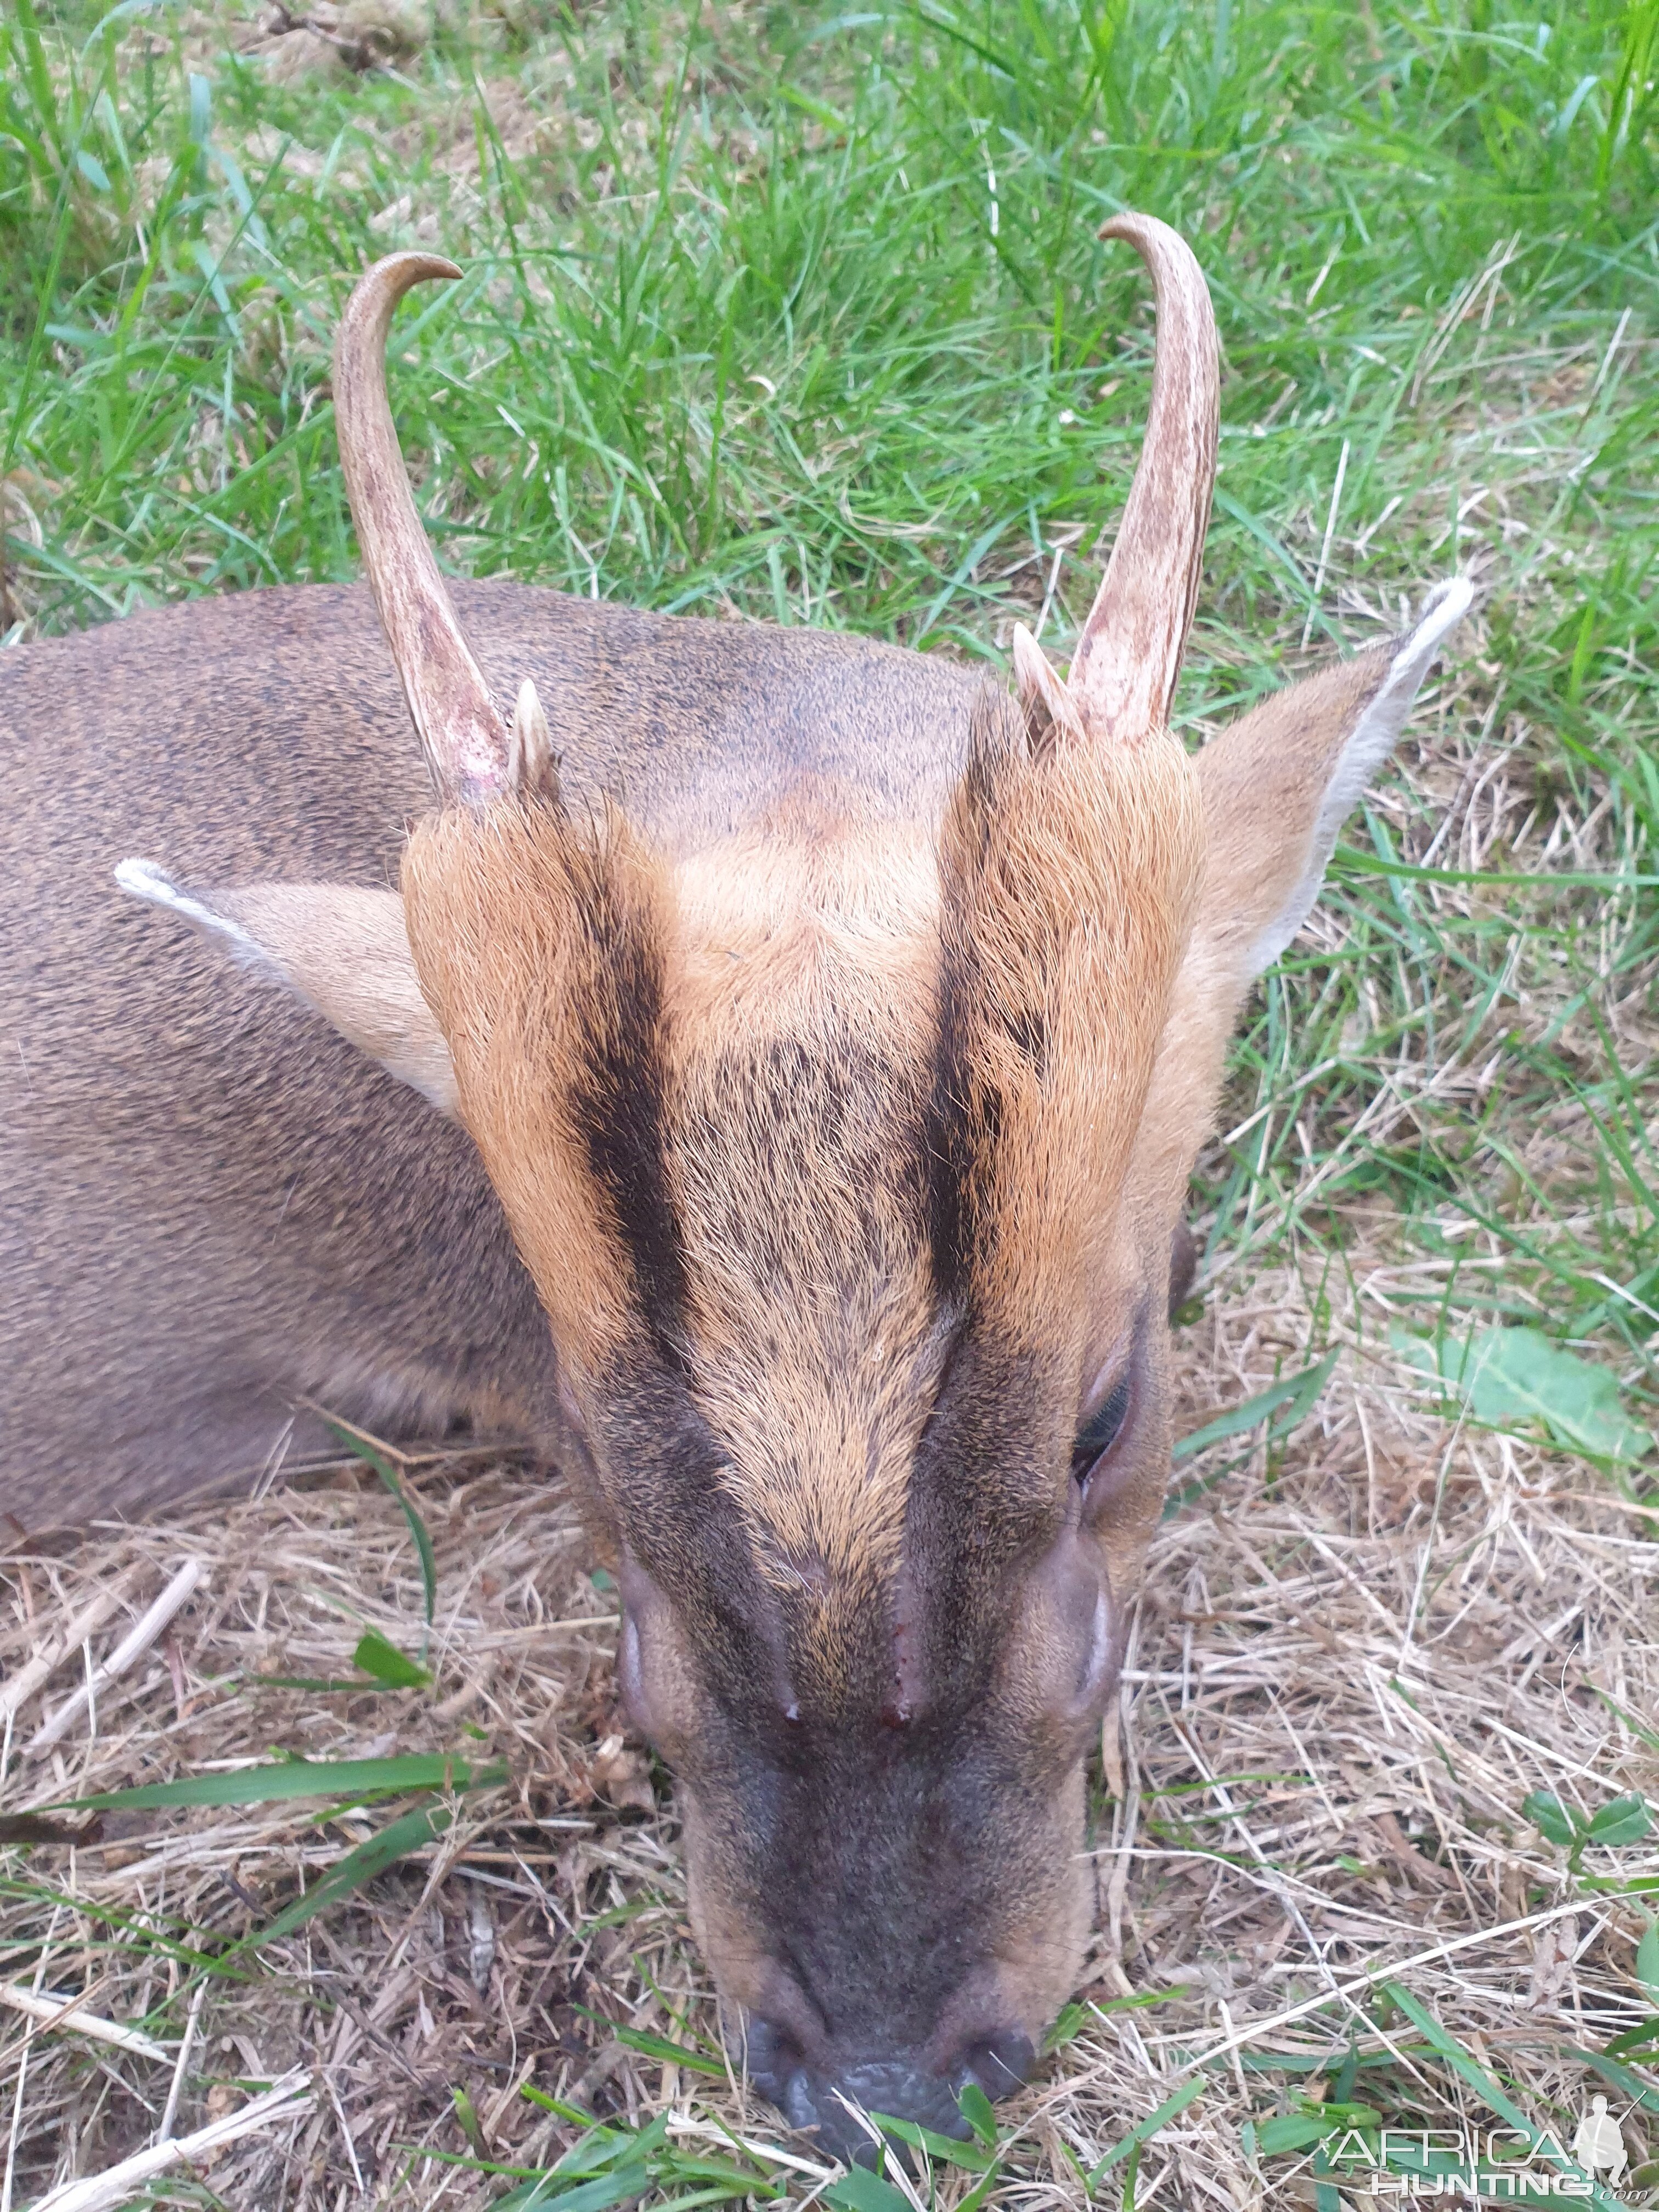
115,857,180,904
1427,573,1474,614
1419,574,1474,629
115,857,263,961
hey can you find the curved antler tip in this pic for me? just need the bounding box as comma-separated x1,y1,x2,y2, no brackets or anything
348,251,463,305
1097,211,1203,268
1099,208,1160,244
1072,210,1218,745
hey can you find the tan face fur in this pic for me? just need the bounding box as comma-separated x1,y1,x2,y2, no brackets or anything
386,586,1468,2146
392,687,1198,2117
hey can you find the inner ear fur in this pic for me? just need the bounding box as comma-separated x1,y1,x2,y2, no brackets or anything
1123,582,1472,1237
1196,578,1473,981
115,862,457,1113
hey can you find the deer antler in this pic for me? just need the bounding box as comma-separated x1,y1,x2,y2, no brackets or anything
334,253,518,805
1015,212,1218,747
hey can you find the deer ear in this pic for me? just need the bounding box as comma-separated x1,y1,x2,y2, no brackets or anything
1193,577,1472,977
1122,581,1473,1230
115,861,458,1114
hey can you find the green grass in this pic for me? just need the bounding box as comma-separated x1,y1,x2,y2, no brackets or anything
1,1,1656,2197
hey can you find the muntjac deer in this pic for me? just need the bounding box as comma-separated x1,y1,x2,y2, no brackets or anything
0,215,1470,2154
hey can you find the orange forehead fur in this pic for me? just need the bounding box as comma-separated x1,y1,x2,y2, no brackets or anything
400,801,668,1370
938,712,1204,1351
399,715,1204,1602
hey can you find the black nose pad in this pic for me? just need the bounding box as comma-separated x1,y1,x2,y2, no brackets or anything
953,2028,1035,2099
741,2010,1038,2168
741,2016,819,2129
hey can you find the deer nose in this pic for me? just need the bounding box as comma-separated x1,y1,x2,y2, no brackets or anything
742,2016,1034,2165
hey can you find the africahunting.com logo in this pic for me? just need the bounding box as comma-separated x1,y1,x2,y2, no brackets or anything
1317,2096,1653,2200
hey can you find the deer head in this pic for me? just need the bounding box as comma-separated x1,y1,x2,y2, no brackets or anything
120,227,1470,2156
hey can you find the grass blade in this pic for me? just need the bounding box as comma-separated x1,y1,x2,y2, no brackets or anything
1086,2072,1207,2191
247,1803,453,1947
47,1754,503,1813
326,1420,438,1627
1172,1350,1340,1461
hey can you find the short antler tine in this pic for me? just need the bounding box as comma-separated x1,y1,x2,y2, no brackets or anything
509,677,558,803
1068,213,1220,744
1011,623,1084,748
334,253,509,804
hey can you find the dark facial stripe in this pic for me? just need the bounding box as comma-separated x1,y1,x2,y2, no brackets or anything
923,1002,987,1306
924,684,1057,1308
569,860,689,1370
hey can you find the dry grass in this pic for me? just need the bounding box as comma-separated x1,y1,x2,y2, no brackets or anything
4,1248,1655,2208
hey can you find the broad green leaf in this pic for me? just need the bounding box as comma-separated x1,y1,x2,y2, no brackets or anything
1393,1324,1653,1463
1637,1920,1659,2002
1524,1790,1580,1848
825,2166,913,2212
1043,2000,1090,2050
249,1803,450,1945
868,2112,995,2171
1172,1348,1340,1461
353,1629,432,1690
1587,1793,1652,1846
1257,2112,1338,2154
956,2079,998,2147
1254,2099,1379,2157
50,1753,503,1813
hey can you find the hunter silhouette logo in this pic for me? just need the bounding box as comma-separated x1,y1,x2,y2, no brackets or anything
1573,2097,1628,2186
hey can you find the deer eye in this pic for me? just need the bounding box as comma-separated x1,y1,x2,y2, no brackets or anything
1072,1374,1131,1484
